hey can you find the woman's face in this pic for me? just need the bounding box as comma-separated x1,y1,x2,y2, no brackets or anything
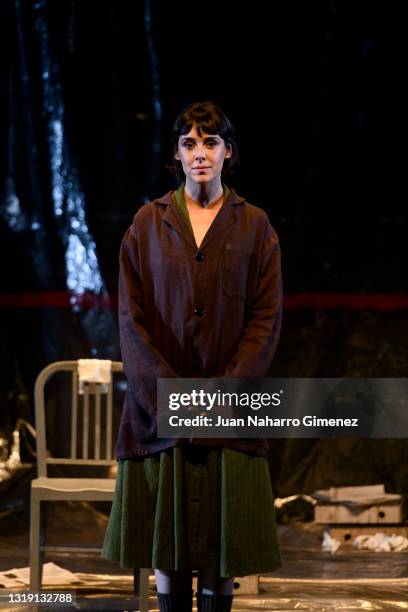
175,124,232,185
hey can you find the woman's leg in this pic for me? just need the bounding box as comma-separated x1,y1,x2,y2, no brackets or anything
197,567,234,595
196,567,234,611
155,569,193,612
154,569,192,594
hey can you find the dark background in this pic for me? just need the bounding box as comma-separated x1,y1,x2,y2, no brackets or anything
1,0,407,508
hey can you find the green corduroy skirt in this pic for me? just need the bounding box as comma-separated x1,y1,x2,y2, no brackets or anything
101,445,281,577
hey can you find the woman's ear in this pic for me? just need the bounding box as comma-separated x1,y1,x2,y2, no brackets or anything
175,149,180,160
225,145,232,159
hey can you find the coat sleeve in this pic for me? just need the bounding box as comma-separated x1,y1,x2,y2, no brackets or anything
223,218,283,378
118,223,179,416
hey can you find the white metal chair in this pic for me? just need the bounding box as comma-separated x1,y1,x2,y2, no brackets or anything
29,360,150,610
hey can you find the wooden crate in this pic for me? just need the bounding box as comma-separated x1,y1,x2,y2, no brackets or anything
328,524,408,546
192,574,259,595
315,502,402,524
232,575,259,595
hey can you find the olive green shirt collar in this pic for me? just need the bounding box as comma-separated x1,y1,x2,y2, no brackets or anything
171,183,232,231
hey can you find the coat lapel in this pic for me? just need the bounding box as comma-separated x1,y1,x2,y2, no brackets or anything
199,203,237,250
154,187,246,252
155,191,197,250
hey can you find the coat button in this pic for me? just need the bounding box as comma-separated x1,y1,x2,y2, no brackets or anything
195,252,204,262
194,307,204,317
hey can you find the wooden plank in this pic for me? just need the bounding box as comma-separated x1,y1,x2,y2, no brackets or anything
328,524,408,546
232,575,259,594
192,574,259,595
315,503,402,524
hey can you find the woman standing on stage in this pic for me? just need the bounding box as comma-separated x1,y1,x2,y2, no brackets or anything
102,101,283,612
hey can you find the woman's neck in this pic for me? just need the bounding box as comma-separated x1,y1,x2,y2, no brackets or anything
184,179,223,208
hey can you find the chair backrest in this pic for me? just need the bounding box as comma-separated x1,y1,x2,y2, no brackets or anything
34,360,124,477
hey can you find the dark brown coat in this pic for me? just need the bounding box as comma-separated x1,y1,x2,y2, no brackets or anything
116,187,282,458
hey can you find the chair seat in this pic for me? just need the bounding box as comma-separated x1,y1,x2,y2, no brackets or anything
31,477,116,501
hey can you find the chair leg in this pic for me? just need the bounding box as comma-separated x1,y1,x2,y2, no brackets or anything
39,502,48,569
29,496,42,591
133,568,150,611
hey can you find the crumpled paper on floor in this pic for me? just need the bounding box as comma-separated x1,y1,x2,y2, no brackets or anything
354,532,408,552
322,530,341,553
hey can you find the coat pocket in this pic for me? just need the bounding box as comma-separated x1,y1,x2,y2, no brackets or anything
223,244,260,300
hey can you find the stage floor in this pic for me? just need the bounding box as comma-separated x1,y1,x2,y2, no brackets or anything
0,502,407,610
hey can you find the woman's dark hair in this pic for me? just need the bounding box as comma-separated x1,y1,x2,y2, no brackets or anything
167,101,240,183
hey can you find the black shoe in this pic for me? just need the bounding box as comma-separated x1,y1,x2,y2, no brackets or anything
157,590,193,612
196,593,233,612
